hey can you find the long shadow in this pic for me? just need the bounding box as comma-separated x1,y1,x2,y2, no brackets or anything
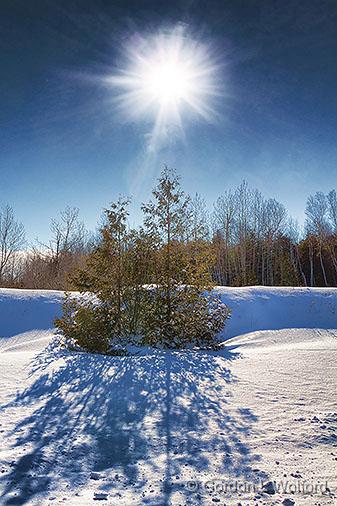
0,343,266,505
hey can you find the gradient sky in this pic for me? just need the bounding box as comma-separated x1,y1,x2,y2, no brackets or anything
1,0,337,242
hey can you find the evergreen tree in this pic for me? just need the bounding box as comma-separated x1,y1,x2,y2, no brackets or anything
142,166,191,322
56,197,145,353
141,167,229,348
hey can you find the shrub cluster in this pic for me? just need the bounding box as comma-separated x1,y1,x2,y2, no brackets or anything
55,168,231,354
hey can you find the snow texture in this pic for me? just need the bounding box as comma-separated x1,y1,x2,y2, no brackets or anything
0,287,336,505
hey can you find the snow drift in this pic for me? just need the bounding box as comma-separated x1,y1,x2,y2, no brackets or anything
1,286,337,339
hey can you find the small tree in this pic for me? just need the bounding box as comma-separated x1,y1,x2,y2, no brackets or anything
56,197,145,353
142,166,191,321
141,167,229,348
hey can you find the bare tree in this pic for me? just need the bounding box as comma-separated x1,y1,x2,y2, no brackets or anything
305,193,330,286
189,193,210,242
263,199,287,285
326,190,337,231
325,190,337,279
213,182,296,286
287,218,307,286
213,189,237,284
0,205,25,284
36,207,90,289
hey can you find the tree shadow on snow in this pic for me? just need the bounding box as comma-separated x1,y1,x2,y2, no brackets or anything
0,343,266,505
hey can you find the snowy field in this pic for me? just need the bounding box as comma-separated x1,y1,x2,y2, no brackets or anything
0,287,336,505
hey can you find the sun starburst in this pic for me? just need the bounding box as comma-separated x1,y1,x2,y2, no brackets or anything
104,25,222,150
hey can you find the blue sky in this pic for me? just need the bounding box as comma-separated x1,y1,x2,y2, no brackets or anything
1,0,337,241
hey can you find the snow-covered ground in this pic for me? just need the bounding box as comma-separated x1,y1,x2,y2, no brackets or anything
0,287,336,505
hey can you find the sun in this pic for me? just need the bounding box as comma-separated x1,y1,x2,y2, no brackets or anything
104,25,221,150
144,61,191,105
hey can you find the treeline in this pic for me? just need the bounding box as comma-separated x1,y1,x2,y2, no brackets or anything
2,172,337,289
212,184,337,287
0,206,95,289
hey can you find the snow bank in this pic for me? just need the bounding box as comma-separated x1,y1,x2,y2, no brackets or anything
218,286,337,339
1,286,337,339
0,289,63,338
